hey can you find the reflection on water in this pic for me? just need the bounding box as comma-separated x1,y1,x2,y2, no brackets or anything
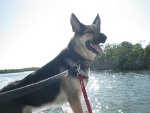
0,70,150,113
86,70,150,113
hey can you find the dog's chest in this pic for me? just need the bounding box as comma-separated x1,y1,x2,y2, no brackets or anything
61,72,89,97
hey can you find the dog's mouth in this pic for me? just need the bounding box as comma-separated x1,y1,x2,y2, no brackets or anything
86,41,103,54
85,33,107,54
91,43,103,54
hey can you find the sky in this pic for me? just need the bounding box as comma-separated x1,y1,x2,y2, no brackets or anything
0,0,150,69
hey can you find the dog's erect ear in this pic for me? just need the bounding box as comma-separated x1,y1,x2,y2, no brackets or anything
93,14,101,30
70,13,82,32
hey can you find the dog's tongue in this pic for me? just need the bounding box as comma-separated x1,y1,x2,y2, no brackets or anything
93,44,103,54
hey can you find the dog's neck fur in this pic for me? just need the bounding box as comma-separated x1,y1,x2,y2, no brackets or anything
67,43,90,67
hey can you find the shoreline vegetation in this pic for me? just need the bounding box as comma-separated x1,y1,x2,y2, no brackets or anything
0,67,39,74
0,41,150,74
91,41,150,70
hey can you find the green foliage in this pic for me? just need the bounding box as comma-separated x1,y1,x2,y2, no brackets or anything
91,41,150,70
144,43,150,65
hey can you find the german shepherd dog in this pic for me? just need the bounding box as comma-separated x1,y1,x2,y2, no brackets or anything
0,13,107,113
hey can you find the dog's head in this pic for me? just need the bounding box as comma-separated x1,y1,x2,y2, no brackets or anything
69,13,107,61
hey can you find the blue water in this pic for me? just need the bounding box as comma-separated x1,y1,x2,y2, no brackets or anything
0,70,150,113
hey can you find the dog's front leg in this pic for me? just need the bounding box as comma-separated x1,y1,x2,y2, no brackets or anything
68,97,83,113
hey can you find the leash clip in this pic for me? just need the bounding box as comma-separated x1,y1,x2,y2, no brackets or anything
76,63,81,75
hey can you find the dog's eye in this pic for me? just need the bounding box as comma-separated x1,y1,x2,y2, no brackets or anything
86,29,93,34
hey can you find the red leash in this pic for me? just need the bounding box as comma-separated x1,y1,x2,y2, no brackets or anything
78,73,93,113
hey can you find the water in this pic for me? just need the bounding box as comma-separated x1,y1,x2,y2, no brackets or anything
0,70,150,113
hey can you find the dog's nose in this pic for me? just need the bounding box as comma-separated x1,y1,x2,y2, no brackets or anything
99,33,107,43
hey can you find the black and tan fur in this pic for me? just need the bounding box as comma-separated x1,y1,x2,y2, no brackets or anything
0,13,107,113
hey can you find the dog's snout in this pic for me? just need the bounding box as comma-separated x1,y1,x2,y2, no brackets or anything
99,33,107,43
92,33,107,44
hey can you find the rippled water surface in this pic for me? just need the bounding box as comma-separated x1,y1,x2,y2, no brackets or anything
0,70,150,113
